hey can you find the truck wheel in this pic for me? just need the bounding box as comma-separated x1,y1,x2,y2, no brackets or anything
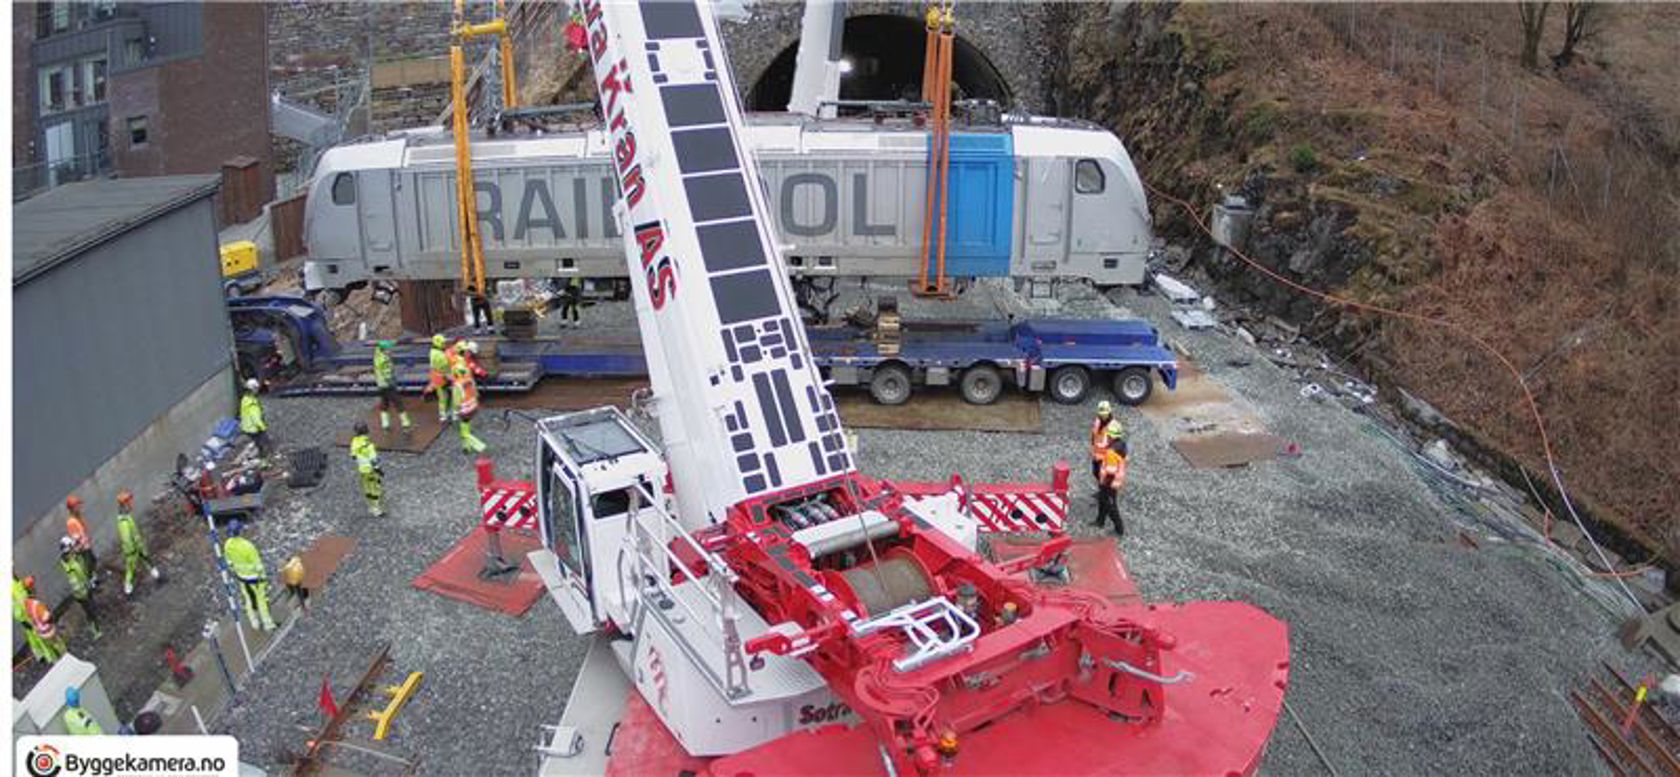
869,364,913,406
959,364,1003,405
1048,366,1092,405
1112,367,1154,406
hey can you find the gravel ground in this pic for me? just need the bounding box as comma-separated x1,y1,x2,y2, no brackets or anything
848,282,1627,776
201,277,1632,776
215,398,580,776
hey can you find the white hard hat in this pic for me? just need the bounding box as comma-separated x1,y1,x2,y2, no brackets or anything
466,341,480,354
245,378,260,391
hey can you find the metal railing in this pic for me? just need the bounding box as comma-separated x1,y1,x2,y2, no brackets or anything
13,150,112,201
625,481,752,699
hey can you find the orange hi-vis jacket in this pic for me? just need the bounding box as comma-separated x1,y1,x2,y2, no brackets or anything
1089,415,1112,461
66,514,91,552
452,350,488,417
26,598,56,639
425,344,451,395
1100,449,1128,491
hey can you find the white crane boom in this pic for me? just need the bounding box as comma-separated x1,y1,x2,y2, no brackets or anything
581,0,855,528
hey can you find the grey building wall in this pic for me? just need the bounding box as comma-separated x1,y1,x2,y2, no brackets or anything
13,195,235,606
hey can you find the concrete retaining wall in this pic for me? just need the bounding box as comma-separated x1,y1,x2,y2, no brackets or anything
13,366,236,612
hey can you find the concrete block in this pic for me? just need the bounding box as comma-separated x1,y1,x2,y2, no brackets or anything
1172,309,1218,330
1152,272,1200,304
14,653,120,737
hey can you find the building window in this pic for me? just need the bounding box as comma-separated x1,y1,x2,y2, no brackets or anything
125,38,146,67
1074,159,1105,195
127,116,149,147
331,173,357,206
86,59,108,104
50,3,71,34
40,68,68,114
69,65,85,109
92,1,117,21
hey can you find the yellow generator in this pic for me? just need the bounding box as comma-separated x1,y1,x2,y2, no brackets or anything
219,240,261,296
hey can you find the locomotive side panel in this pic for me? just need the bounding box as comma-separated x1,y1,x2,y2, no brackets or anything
302,122,1153,292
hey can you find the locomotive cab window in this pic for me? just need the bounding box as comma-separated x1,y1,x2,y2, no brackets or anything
331,172,356,206
1075,159,1105,194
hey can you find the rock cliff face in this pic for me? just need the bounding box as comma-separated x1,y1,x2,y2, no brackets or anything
1054,2,1680,560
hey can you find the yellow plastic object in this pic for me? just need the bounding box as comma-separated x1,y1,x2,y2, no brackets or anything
366,671,423,741
220,241,260,279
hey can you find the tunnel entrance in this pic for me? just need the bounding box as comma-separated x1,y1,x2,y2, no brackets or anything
747,14,1012,112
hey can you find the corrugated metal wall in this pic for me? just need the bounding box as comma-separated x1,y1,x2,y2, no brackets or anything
11,197,232,533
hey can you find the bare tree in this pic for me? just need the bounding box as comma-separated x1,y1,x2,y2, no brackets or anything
1552,2,1598,69
1518,1,1551,70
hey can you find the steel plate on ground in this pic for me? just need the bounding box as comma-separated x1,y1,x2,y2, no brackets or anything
331,406,444,453
1137,356,1266,437
1171,432,1286,469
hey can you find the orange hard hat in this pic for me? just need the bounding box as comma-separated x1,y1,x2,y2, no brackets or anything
65,495,82,510
117,491,134,506
22,576,34,591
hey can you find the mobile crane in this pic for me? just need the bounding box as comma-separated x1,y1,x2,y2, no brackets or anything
511,1,1290,774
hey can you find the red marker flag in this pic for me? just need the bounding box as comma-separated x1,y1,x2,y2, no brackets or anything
319,676,339,719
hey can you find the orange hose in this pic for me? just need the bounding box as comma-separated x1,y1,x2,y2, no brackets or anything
1144,181,1641,581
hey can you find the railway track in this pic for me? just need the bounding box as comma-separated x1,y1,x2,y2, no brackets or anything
1572,662,1680,777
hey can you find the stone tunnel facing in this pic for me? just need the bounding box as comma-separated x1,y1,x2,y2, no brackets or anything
747,14,1013,111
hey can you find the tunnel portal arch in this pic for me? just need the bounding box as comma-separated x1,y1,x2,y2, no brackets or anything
747,14,1014,112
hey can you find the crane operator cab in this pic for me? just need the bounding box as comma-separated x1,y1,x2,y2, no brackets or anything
531,407,667,635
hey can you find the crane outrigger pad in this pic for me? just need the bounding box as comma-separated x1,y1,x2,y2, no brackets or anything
411,528,545,616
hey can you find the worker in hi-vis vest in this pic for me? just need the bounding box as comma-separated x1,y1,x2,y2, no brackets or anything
240,378,271,457
59,536,101,639
14,575,51,663
223,520,276,631
1094,421,1129,537
116,491,161,597
373,340,414,432
452,340,489,454
64,495,99,586
424,333,456,422
1088,401,1115,485
63,687,103,735
350,421,385,517
23,577,66,663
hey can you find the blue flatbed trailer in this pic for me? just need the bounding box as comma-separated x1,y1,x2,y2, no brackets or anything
806,317,1177,406
230,297,1176,406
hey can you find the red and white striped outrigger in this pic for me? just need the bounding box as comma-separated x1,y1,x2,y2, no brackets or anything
890,461,1071,534
475,458,539,535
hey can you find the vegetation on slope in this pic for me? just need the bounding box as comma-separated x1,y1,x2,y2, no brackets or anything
1057,2,1679,561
